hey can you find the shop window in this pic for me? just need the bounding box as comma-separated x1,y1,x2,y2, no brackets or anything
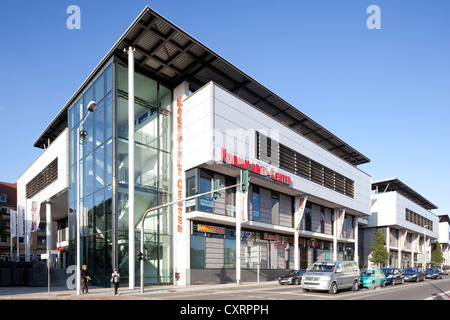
224,239,236,268
190,235,205,269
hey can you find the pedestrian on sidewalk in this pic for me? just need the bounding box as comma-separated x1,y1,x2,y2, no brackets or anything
111,268,120,295
81,265,90,294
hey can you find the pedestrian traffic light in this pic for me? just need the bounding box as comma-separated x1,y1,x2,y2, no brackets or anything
241,170,249,193
138,252,143,261
213,179,221,200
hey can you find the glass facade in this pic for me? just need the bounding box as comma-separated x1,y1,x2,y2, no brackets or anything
68,60,173,286
68,63,114,284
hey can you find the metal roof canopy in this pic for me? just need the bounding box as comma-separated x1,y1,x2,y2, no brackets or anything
372,177,438,211
34,7,370,167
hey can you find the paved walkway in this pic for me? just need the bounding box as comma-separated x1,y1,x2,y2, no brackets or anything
0,281,278,300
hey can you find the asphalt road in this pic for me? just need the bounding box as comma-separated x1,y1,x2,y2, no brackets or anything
134,277,450,301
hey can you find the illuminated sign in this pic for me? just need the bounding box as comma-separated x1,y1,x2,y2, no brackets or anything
176,96,183,233
220,148,291,185
198,224,225,234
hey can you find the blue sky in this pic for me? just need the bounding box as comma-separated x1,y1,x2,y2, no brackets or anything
0,1,449,214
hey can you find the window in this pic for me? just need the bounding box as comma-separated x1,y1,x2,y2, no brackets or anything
26,158,58,199
258,131,355,198
320,207,325,233
225,177,236,217
224,239,236,268
305,202,312,231
190,236,205,268
405,209,433,231
199,172,213,213
271,191,279,225
252,185,260,222
0,195,6,203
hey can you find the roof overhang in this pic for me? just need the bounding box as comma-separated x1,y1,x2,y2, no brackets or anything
34,6,370,167
372,177,438,211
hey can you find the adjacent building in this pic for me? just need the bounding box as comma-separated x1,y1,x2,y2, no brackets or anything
361,178,439,269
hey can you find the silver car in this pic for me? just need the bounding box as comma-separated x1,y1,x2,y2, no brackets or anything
301,261,360,294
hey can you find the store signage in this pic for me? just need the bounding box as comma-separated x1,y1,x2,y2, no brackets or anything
198,224,225,234
176,96,183,233
307,239,319,248
263,233,279,241
219,148,291,185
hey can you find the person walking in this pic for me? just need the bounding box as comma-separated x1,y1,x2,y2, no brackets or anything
111,268,120,295
81,265,90,294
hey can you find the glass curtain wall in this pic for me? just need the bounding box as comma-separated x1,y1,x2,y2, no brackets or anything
68,62,114,284
68,61,172,286
116,64,172,285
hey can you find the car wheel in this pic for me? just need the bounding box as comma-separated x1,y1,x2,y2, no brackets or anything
352,280,359,291
329,282,338,294
371,281,376,289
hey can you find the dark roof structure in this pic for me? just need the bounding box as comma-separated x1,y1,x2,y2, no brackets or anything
372,177,438,211
34,7,370,166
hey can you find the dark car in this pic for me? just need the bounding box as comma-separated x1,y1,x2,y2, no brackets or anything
402,267,425,282
381,267,404,285
425,268,443,280
278,269,306,285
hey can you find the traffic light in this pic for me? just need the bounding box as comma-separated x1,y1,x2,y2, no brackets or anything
213,179,221,200
138,252,143,261
241,170,249,193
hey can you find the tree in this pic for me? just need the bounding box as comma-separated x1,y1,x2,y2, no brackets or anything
431,241,444,265
369,229,390,268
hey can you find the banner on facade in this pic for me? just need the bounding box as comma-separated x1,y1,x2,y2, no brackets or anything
401,230,408,250
10,209,17,238
295,196,307,232
18,206,25,237
337,208,346,239
26,199,40,233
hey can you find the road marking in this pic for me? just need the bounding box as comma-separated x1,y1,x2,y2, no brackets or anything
425,290,450,300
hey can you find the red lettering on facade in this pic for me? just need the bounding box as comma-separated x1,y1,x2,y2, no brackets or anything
219,148,291,186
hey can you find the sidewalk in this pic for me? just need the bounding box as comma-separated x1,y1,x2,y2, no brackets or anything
0,281,279,300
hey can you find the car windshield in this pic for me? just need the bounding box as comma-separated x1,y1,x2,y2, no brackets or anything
382,268,394,275
287,271,298,276
361,270,375,277
308,262,336,272
403,268,416,273
427,268,439,272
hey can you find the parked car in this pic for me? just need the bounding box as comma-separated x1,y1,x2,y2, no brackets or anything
402,267,425,282
381,267,404,285
359,269,386,289
278,270,306,285
301,261,360,294
425,268,443,279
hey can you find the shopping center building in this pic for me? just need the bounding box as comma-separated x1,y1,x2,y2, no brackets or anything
361,178,439,269
16,7,372,287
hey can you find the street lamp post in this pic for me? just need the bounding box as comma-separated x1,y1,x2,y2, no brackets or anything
76,101,96,295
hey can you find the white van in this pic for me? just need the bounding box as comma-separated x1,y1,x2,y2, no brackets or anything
301,261,360,294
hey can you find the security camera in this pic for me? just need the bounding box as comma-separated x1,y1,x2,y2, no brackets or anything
87,101,97,112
